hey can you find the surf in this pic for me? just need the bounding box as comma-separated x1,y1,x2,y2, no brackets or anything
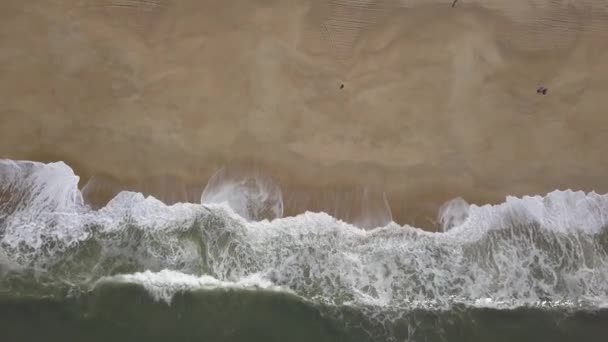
1,159,608,334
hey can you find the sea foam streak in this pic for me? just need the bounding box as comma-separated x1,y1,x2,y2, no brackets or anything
1,159,608,313
97,270,292,304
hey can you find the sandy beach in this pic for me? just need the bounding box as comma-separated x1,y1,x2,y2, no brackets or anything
1,0,607,229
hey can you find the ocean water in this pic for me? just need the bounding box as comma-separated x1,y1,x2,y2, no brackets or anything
1,160,608,342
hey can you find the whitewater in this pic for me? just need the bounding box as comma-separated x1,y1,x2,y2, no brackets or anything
1,159,608,341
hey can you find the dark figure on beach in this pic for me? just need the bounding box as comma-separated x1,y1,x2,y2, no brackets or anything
537,86,548,95
340,84,344,89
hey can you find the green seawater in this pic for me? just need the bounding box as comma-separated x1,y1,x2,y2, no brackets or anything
1,283,607,342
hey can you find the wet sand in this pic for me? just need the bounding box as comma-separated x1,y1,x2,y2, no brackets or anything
1,0,608,229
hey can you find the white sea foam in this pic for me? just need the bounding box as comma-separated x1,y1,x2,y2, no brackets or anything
201,167,283,222
97,270,291,304
2,159,608,313
0,160,87,259
437,197,469,232
455,190,608,237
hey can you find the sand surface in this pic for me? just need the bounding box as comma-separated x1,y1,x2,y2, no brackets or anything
1,0,608,229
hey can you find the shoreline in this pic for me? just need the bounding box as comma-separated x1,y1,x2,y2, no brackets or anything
1,1,608,229
3,157,605,231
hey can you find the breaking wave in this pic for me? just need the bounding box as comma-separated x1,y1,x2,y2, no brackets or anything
1,159,608,340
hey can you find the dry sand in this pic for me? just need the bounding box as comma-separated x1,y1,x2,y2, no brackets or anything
1,0,608,229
